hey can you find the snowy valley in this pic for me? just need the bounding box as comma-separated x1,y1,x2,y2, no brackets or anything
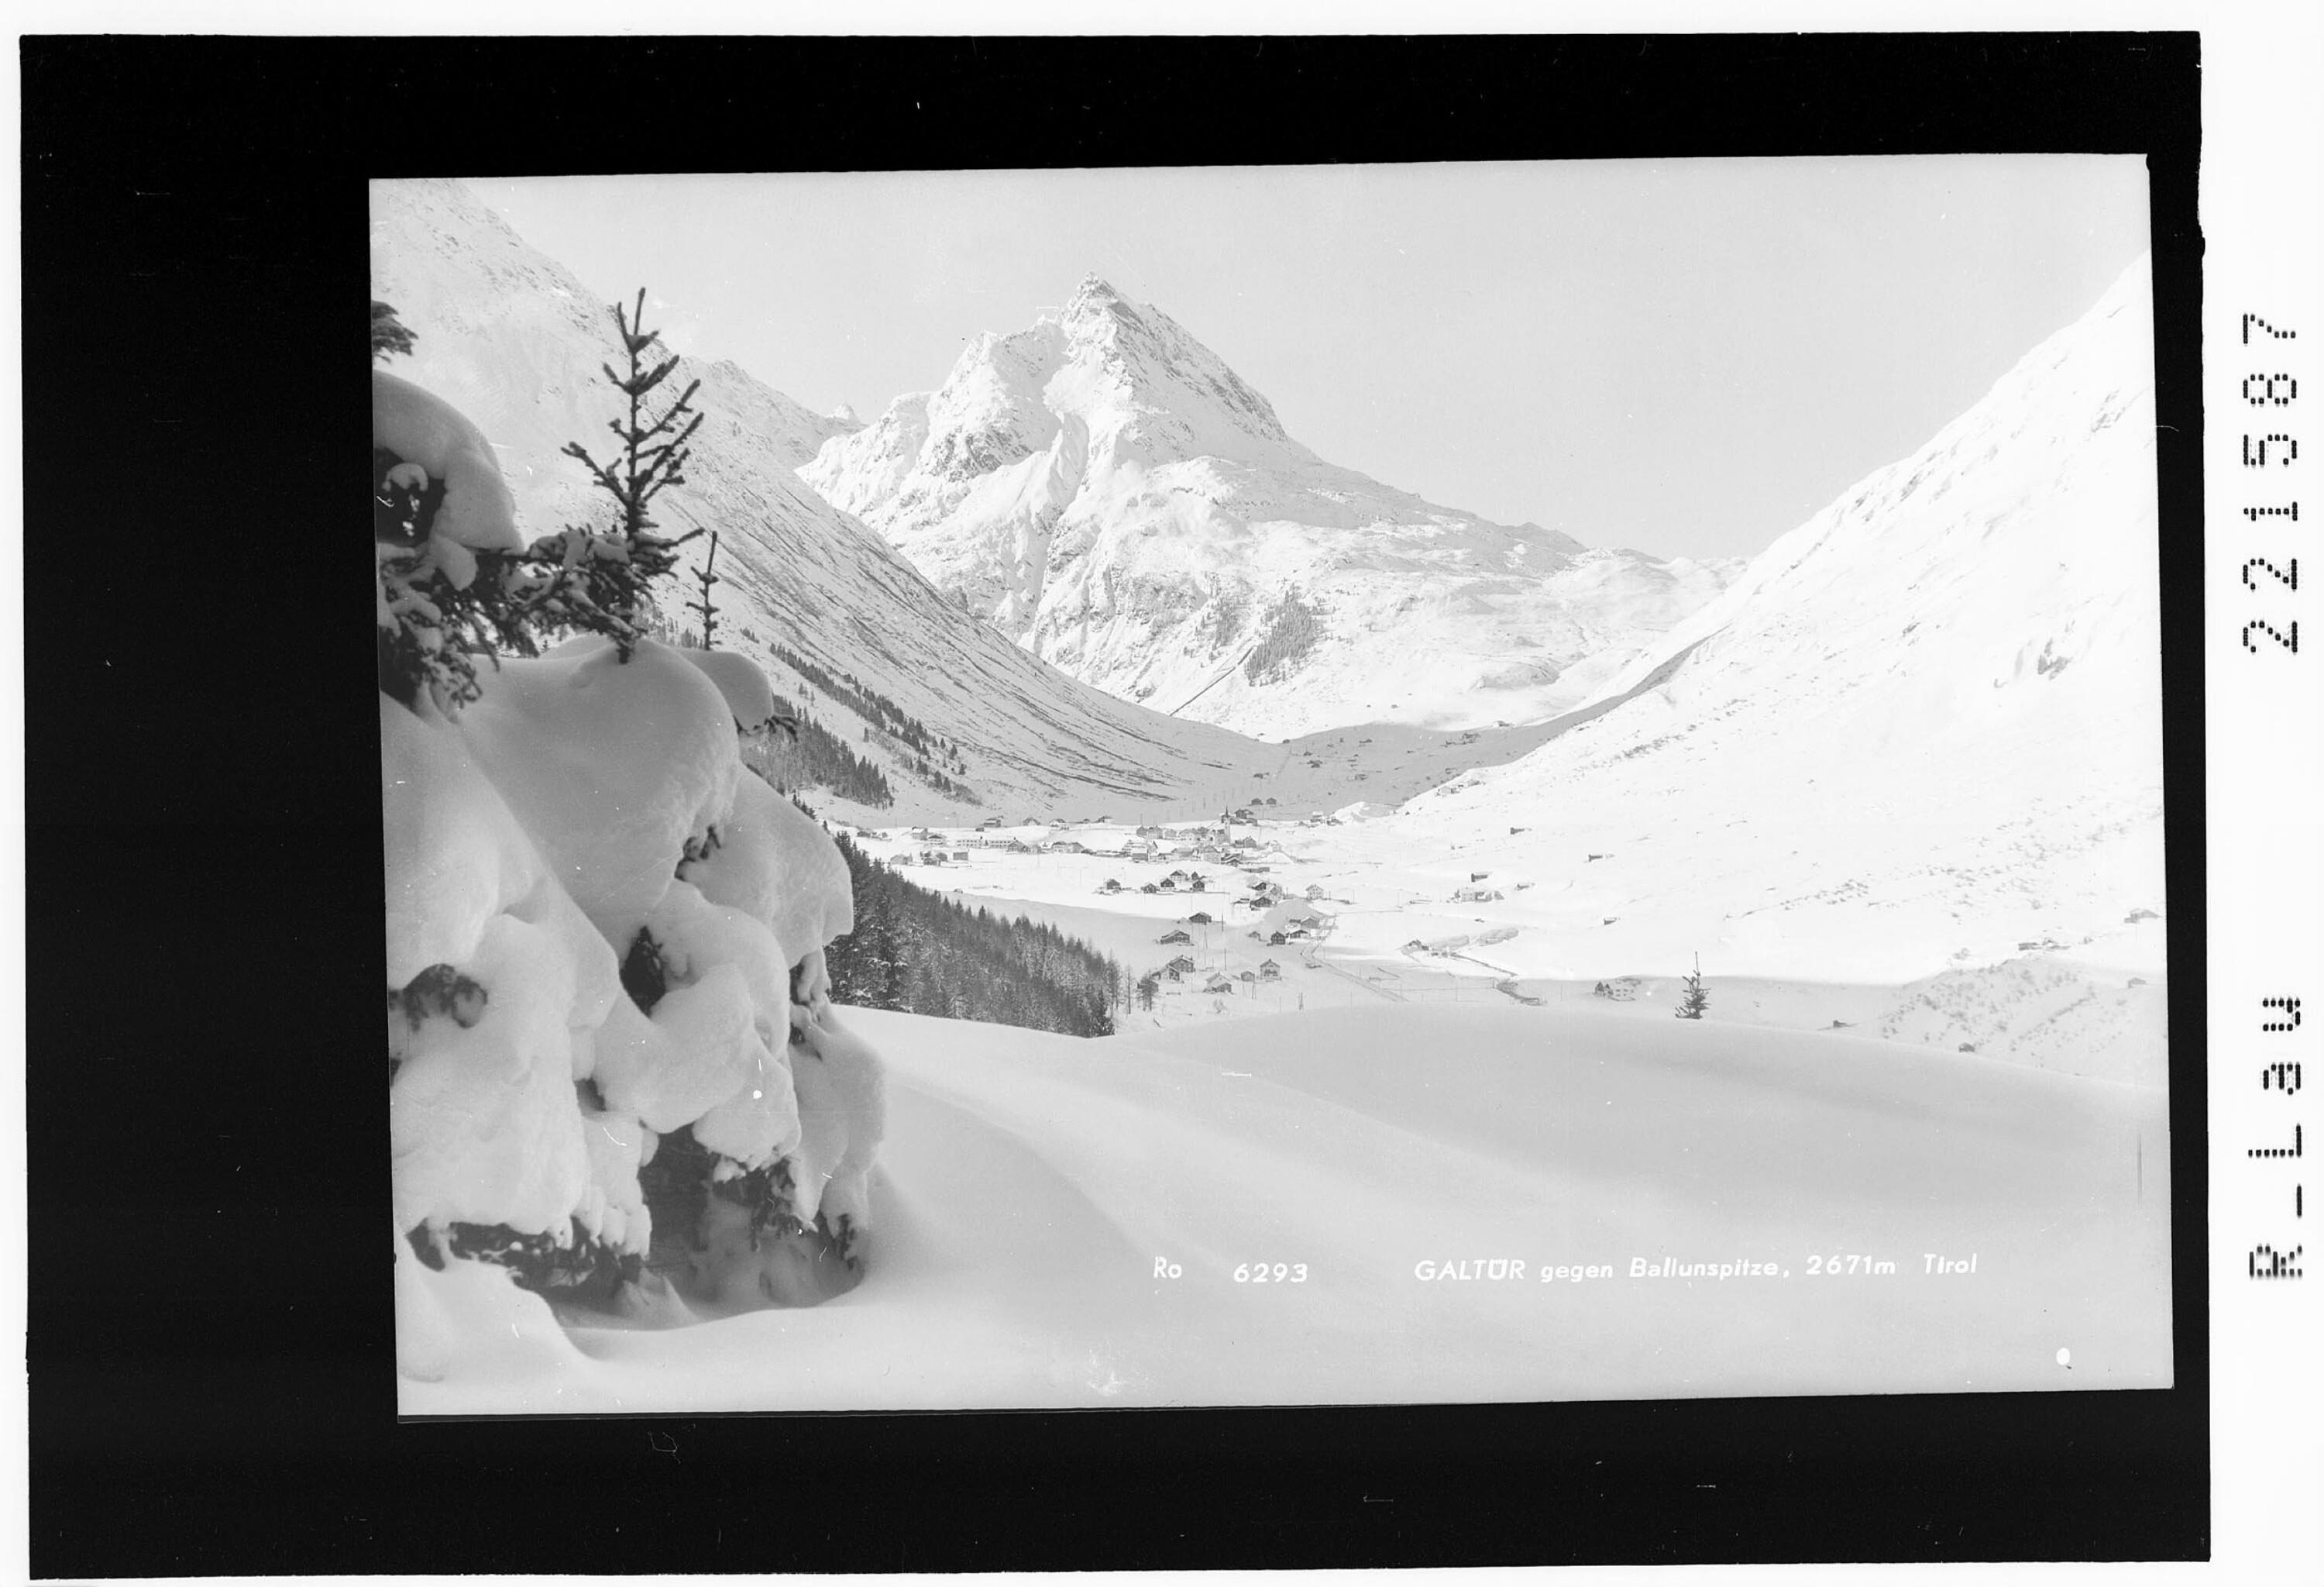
376,178,2170,1413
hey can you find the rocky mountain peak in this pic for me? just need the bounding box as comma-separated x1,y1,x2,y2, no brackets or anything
1040,279,1290,453
802,277,1742,737
1067,273,1125,311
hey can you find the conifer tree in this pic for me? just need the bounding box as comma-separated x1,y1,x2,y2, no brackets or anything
517,289,705,659
373,288,720,710
1676,953,1710,1020
687,529,721,649
373,303,538,711
372,299,415,362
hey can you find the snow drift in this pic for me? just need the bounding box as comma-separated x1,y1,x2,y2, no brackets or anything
389,639,890,1385
403,1001,2169,1413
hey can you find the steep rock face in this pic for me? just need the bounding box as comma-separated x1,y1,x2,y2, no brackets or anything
803,277,1738,737
1383,259,2164,979
369,181,1294,821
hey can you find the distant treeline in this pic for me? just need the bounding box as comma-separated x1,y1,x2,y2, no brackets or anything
864,721,977,803
772,643,962,769
1244,590,1325,685
748,696,894,807
824,833,1123,1037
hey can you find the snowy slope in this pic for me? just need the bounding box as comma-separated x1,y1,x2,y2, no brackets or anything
802,277,1738,737
1314,258,2166,984
401,1001,2169,1412
369,180,1294,821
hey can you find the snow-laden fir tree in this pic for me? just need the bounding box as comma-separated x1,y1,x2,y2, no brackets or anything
379,296,889,1374
373,311,535,713
372,299,416,361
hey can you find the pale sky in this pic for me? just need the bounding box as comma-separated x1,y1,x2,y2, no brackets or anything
469,158,2148,563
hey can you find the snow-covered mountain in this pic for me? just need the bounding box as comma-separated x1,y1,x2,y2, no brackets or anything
801,278,1738,738
1340,258,2164,983
369,181,1297,821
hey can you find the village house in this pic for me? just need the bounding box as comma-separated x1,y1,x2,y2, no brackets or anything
1157,928,1193,946
1204,973,1235,995
1258,959,1281,979
1167,954,1198,976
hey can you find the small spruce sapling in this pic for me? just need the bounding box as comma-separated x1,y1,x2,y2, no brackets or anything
1676,953,1710,1020
514,289,706,659
687,529,722,650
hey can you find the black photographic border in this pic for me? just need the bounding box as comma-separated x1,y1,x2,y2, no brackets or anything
21,30,2205,1573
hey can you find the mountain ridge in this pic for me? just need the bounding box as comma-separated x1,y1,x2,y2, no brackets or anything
1360,256,2165,979
369,179,1298,822
802,277,1737,737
